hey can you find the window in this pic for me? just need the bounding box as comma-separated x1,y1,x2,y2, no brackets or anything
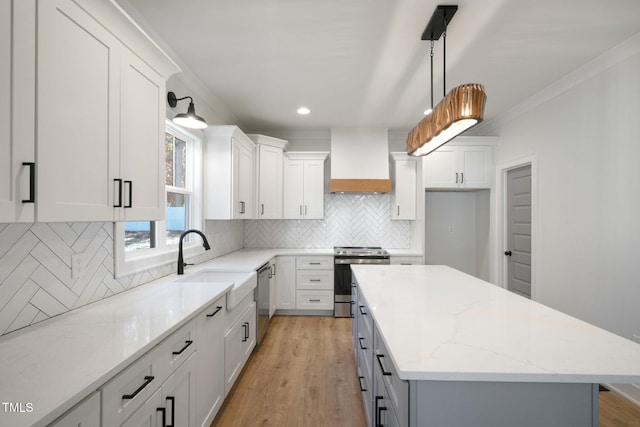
115,121,203,277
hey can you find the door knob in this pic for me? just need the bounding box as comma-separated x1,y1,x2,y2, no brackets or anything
504,251,512,256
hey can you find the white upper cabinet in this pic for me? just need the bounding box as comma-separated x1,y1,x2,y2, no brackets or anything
204,126,256,219
390,153,417,220
2,0,178,223
424,139,496,189
283,152,328,220
249,134,289,219
0,0,35,222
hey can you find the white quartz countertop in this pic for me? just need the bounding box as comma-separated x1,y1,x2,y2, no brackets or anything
352,265,640,383
0,272,233,427
201,247,334,271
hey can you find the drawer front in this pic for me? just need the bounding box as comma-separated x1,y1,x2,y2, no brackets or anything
296,256,333,270
390,256,423,265
161,320,197,375
374,326,408,424
296,269,334,290
101,345,163,427
295,290,333,310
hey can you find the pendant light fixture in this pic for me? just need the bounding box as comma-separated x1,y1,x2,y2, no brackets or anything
407,5,487,157
167,91,208,129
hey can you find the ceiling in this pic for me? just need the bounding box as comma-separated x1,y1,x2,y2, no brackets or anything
118,0,640,133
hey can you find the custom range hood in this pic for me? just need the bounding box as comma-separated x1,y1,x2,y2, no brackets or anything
329,128,392,193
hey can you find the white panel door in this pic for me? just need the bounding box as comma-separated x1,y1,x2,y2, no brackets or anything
258,144,283,218
275,256,296,309
37,0,120,221
120,48,164,221
237,143,255,218
303,159,325,219
283,159,304,219
506,165,532,298
161,354,196,427
392,158,416,220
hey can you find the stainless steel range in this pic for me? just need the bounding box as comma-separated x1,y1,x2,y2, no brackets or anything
334,246,390,317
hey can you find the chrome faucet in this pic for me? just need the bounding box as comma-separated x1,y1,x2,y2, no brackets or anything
177,229,211,275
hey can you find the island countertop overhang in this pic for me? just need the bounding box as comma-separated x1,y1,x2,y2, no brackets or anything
351,264,640,383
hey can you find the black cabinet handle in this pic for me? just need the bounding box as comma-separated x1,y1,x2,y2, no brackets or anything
505,250,512,256
156,407,166,426
242,322,249,342
461,172,464,184
377,405,388,427
166,396,175,427
374,396,383,427
206,306,223,318
21,162,35,203
124,180,132,208
240,201,245,214
376,354,392,376
309,279,321,282
309,262,321,265
455,172,459,183
309,299,321,302
172,340,193,355
359,305,366,315
261,203,264,215
358,376,367,392
114,178,123,207
358,337,367,350
350,301,355,318
122,375,154,399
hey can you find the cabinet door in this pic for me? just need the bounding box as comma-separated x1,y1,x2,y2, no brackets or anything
424,147,457,188
237,142,255,218
195,299,225,427
161,354,197,427
283,159,304,219
37,0,120,221
459,146,492,188
120,388,162,427
269,260,277,317
240,302,257,359
0,0,35,223
258,144,283,219
392,159,416,220
120,48,165,221
303,159,325,219
223,315,244,396
275,256,296,310
50,392,100,427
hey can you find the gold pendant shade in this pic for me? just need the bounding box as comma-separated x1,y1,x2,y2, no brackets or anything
407,83,487,156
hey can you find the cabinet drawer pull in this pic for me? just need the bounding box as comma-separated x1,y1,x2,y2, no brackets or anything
242,322,249,341
240,201,245,214
124,180,132,208
359,305,367,315
166,396,175,427
156,407,166,426
376,354,392,376
122,375,154,400
114,178,123,207
358,376,367,392
261,203,264,215
172,340,193,355
309,262,321,265
22,162,35,203
378,405,388,426
309,279,321,282
206,306,223,318
358,337,367,350
309,299,321,302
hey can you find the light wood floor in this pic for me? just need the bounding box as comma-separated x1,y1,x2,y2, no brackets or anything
213,315,640,427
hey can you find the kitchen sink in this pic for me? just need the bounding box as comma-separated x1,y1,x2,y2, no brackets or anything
177,270,257,310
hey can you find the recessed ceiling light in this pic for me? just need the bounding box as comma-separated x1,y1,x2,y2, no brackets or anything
297,107,311,115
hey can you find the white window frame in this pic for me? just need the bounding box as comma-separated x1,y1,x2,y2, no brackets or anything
114,120,204,278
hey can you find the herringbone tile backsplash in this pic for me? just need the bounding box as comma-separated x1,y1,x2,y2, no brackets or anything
244,194,411,248
0,220,243,336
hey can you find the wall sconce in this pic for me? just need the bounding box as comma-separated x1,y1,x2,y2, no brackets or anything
407,5,487,156
167,91,208,129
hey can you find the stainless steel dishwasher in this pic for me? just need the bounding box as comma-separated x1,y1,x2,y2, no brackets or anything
255,262,271,347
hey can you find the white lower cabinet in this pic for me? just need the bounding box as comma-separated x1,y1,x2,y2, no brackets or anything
224,297,257,396
195,297,225,427
49,392,100,427
160,354,197,427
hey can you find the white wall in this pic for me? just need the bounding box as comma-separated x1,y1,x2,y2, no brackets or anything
486,34,640,340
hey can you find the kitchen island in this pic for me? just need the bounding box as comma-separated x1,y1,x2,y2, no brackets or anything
352,265,640,427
